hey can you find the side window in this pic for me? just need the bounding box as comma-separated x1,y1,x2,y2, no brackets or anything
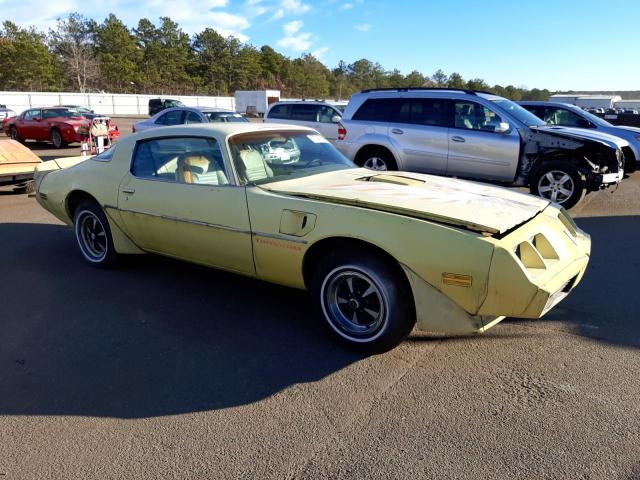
155,110,183,125
24,109,38,120
131,137,229,186
454,101,503,132
185,111,203,124
352,99,403,122
290,104,320,122
542,108,587,127
41,109,60,119
318,106,339,123
267,104,290,119
395,98,449,127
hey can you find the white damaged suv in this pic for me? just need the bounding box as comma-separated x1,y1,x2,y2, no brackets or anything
336,88,629,208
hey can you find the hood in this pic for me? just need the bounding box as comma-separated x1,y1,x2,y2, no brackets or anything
59,117,90,125
262,168,549,235
532,125,629,148
609,125,640,135
0,139,42,165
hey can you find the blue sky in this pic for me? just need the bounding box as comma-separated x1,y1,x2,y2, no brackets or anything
3,0,639,90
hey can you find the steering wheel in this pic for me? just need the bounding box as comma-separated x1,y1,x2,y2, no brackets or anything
302,158,323,168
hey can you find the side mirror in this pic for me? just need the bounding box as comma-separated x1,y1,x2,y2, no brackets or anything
331,114,342,124
90,110,95,114
494,122,510,133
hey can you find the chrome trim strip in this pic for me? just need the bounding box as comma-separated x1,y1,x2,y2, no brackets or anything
114,206,308,244
117,206,251,235
253,231,308,245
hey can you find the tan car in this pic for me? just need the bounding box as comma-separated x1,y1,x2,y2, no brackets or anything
0,139,41,193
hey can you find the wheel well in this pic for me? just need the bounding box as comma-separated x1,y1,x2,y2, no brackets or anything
355,145,396,166
530,152,581,179
302,237,407,289
66,190,100,219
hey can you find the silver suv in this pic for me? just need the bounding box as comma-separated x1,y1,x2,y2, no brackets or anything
264,101,343,142
336,88,628,208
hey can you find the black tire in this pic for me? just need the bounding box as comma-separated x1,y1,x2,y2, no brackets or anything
355,147,398,171
310,248,415,354
529,160,585,209
9,126,23,143
51,128,66,149
73,201,119,268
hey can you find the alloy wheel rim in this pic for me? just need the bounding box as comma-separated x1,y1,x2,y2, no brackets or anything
364,156,388,171
537,170,575,204
322,267,387,340
77,211,107,262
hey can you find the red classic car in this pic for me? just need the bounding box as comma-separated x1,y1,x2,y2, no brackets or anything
3,107,119,148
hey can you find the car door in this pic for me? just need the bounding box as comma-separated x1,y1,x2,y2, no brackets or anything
387,97,450,174
315,105,341,142
117,135,255,275
38,108,58,140
446,100,520,181
19,109,41,139
288,104,322,131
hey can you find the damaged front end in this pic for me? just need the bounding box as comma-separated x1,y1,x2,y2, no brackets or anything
516,127,625,192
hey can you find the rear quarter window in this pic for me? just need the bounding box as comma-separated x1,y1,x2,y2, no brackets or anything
267,104,291,119
352,99,401,122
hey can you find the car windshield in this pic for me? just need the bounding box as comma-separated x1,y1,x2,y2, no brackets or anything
44,109,82,118
571,107,612,127
205,112,248,123
490,98,546,127
229,130,354,186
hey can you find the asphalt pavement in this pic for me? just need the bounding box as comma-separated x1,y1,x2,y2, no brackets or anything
0,125,639,480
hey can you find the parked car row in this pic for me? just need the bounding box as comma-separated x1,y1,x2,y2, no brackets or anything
2,106,120,148
133,107,248,133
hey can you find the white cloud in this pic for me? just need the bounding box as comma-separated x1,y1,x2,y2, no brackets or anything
270,0,311,20
311,46,329,59
283,20,303,35
354,23,371,32
277,19,317,52
338,3,353,10
277,31,313,51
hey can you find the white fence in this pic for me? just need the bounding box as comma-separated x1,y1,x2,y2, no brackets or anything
0,91,236,116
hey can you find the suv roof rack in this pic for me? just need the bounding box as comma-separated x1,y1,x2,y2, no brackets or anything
359,87,480,95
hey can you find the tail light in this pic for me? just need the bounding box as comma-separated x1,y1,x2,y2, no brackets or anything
132,124,136,133
338,122,346,141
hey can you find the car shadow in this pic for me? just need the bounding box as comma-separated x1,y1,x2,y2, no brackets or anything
507,215,640,348
0,222,361,419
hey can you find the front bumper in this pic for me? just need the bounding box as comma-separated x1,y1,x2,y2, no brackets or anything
599,170,624,185
478,205,591,319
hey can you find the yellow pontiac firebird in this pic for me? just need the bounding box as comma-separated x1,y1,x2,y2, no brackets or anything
34,123,591,353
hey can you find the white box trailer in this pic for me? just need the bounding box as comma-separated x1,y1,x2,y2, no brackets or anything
234,90,280,117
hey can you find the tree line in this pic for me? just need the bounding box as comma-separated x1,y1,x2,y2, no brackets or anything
0,14,552,101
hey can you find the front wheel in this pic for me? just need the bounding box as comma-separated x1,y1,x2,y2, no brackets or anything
310,249,415,354
356,148,397,171
73,201,119,268
530,161,585,209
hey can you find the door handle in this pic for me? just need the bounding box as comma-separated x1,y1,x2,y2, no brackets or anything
391,128,404,135
451,136,466,143
121,187,135,194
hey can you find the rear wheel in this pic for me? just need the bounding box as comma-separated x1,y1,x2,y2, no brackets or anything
310,249,415,354
73,201,119,268
530,161,585,209
9,126,23,143
51,128,66,149
356,147,397,171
